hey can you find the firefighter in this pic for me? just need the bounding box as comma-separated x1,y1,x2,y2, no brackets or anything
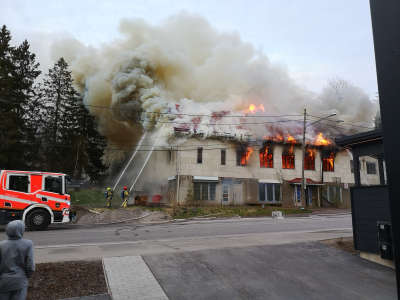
105,187,113,208
121,186,129,208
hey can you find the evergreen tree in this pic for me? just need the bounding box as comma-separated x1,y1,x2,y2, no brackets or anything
41,57,79,171
41,57,106,179
0,25,41,169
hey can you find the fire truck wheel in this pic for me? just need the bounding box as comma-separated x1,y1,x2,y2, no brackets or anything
26,209,50,230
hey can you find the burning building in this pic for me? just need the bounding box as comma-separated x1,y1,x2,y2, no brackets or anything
53,14,379,206
126,128,381,208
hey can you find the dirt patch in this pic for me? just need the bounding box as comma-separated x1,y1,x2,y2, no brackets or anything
321,237,358,254
73,206,170,225
27,260,107,300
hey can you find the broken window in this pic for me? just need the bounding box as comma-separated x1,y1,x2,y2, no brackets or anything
197,147,203,164
322,152,335,172
236,147,253,166
282,145,295,169
194,182,216,201
304,148,315,170
259,144,273,168
221,149,226,165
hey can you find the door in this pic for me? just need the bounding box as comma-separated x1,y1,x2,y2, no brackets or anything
306,186,313,206
232,183,242,205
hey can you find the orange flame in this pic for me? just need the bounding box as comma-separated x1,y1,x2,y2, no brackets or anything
323,152,335,171
307,148,315,158
286,134,296,143
241,147,253,165
314,133,331,146
246,104,265,114
259,146,273,168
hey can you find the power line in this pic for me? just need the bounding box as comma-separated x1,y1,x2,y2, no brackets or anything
307,114,375,129
0,97,302,119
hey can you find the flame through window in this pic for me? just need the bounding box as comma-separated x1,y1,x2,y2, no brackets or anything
322,152,335,172
304,148,315,170
259,144,273,168
282,145,295,169
237,146,253,166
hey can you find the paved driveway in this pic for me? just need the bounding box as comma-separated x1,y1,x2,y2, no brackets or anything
143,242,396,300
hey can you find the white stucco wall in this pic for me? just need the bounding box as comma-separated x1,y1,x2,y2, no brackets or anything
133,138,381,197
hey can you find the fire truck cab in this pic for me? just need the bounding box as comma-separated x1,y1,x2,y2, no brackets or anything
0,170,70,230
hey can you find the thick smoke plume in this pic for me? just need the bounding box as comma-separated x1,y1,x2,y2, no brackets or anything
52,13,376,164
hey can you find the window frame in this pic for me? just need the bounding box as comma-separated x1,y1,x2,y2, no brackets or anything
322,157,335,172
259,183,281,203
259,147,273,168
366,162,377,174
304,150,315,170
6,174,30,194
197,147,203,164
282,153,295,169
194,182,217,201
42,175,65,195
221,149,226,165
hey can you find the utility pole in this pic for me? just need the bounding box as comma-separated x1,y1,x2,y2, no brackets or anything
175,145,180,205
301,108,307,206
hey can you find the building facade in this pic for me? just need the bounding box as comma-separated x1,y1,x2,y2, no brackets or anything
134,138,381,208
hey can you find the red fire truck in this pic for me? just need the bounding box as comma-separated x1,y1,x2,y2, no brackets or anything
0,170,70,230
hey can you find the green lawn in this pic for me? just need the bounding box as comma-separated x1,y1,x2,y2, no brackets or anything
168,206,311,219
69,188,122,208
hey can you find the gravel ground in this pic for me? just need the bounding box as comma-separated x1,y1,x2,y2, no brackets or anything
321,237,358,254
27,260,107,300
73,206,170,225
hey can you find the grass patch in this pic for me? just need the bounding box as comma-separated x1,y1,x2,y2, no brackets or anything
68,189,311,218
168,206,311,219
69,188,121,208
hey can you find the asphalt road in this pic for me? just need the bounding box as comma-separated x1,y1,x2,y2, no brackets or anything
144,242,396,300
1,214,352,247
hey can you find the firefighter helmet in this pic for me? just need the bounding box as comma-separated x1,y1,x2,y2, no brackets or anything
123,186,127,190
107,187,111,191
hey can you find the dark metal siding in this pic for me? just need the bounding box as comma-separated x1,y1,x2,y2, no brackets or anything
351,185,391,253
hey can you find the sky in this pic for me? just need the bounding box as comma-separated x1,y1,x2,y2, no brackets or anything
1,0,378,97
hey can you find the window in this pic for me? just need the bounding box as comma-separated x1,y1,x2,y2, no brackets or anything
259,183,281,202
366,162,377,174
167,150,173,163
282,146,295,169
236,147,252,166
294,185,301,203
322,185,342,204
197,147,203,164
8,175,29,193
304,148,315,170
194,182,216,200
221,149,226,165
259,145,273,168
350,160,354,173
322,152,335,172
44,176,63,194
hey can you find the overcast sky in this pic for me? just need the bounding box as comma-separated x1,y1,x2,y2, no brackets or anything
1,0,377,97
